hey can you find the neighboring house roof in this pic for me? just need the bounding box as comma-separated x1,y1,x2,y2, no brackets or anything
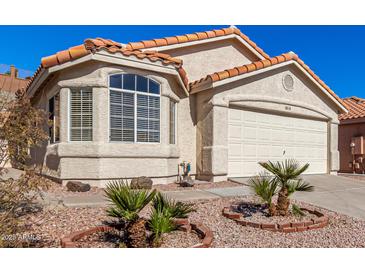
189,52,345,110
0,66,29,93
125,26,271,60
339,97,365,121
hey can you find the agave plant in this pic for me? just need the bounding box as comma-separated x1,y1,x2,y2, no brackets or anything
259,159,314,216
104,180,156,248
248,172,278,216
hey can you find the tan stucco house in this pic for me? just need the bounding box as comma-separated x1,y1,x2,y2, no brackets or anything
26,26,347,186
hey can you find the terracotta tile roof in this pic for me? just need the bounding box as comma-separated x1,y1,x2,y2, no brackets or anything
339,97,365,121
189,52,345,109
26,38,188,93
41,38,183,68
0,68,29,93
125,26,271,59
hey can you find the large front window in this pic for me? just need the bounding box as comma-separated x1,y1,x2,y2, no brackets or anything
109,74,160,143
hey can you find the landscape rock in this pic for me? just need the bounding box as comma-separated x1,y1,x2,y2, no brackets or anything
130,176,153,189
66,181,91,192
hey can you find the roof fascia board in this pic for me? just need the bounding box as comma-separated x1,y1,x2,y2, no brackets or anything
340,116,365,125
27,69,48,98
144,34,266,60
93,52,188,95
93,52,177,75
192,60,347,113
28,51,188,97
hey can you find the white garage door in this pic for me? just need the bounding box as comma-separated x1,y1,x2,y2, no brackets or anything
228,108,328,177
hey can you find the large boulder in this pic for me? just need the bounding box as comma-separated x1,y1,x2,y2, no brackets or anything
130,176,153,190
66,181,91,192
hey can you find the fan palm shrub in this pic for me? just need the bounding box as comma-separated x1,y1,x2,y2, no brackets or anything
148,192,195,245
152,192,195,219
104,180,156,248
259,159,314,216
248,172,278,216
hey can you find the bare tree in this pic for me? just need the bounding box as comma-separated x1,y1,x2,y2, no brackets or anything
0,89,50,247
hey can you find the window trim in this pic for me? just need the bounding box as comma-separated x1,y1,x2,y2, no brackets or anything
68,88,93,142
108,73,161,144
48,93,60,144
169,99,177,145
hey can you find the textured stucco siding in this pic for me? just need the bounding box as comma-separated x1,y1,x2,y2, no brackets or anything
162,38,260,82
30,61,196,186
196,64,341,181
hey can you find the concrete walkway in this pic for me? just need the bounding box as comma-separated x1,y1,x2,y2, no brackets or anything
41,174,365,220
56,186,254,208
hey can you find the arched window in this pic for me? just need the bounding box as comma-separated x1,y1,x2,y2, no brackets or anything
109,74,160,143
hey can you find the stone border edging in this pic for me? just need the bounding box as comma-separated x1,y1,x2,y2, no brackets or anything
60,219,213,248
222,207,328,233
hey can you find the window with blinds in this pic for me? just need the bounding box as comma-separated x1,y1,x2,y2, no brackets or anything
109,74,160,143
48,93,60,143
69,89,93,141
169,100,176,144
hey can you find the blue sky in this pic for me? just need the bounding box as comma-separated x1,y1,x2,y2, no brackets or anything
0,25,363,98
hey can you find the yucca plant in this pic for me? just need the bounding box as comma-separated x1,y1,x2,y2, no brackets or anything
248,172,278,216
104,180,156,248
259,159,314,216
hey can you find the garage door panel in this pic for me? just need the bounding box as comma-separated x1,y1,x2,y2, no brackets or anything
244,126,257,139
228,108,328,177
243,144,256,157
228,124,242,139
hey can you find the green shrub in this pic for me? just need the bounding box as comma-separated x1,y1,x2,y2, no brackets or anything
152,192,195,219
105,180,156,222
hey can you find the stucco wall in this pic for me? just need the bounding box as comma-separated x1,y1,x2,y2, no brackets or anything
339,119,365,173
162,38,260,82
195,64,341,181
30,61,196,186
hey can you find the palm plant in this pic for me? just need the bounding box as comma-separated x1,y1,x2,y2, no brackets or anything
248,172,278,216
259,159,314,216
104,180,156,248
148,192,195,245
152,192,195,219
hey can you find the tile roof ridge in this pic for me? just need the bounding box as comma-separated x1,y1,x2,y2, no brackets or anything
125,26,270,59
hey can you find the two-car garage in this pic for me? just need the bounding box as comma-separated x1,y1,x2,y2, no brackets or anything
227,107,328,178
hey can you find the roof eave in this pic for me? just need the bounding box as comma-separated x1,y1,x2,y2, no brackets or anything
190,60,347,113
28,51,189,98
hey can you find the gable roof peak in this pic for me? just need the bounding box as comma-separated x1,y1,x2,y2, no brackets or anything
124,26,271,59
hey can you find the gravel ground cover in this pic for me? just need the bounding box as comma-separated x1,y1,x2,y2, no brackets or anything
230,201,318,223
20,196,365,248
45,180,241,198
46,183,104,199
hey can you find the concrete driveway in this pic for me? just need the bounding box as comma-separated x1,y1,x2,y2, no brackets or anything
231,174,365,220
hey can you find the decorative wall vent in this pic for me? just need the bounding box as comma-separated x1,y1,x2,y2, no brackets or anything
282,74,294,91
